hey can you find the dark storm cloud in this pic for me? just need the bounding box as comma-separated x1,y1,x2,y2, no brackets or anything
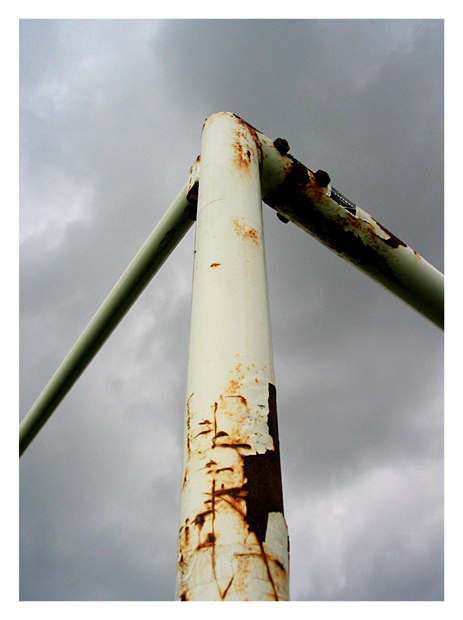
19,19,444,603
153,19,443,265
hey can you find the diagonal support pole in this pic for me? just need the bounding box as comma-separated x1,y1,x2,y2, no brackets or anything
19,182,197,456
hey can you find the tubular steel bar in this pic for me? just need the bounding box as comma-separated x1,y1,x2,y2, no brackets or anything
20,112,444,602
226,113,443,330
19,182,197,456
176,112,289,600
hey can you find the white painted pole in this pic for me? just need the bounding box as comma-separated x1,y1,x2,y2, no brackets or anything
176,112,289,601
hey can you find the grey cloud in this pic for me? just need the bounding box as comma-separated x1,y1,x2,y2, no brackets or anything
19,19,443,602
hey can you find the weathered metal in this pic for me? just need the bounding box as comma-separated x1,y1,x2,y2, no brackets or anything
20,111,444,602
177,112,289,601
19,183,196,456
236,114,444,330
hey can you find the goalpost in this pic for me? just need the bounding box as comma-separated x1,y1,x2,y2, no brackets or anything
19,112,444,601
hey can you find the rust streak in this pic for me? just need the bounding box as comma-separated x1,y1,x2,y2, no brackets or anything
209,478,228,600
216,494,247,518
233,217,260,245
186,393,194,455
194,510,212,528
210,402,219,448
215,486,248,499
233,136,253,170
273,558,285,572
181,361,288,599
232,114,263,166
194,429,212,438
226,394,249,409
258,540,279,601
222,575,234,600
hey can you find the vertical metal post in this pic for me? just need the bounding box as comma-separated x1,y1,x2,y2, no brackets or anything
176,112,289,601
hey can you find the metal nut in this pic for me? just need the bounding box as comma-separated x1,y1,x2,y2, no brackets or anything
273,138,290,156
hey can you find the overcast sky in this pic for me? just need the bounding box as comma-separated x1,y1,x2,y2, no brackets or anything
19,19,445,604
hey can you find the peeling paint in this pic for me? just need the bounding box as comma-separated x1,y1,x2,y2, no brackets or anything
374,220,407,249
262,155,414,288
178,112,289,601
178,110,442,601
257,133,443,329
205,113,442,331
177,379,289,601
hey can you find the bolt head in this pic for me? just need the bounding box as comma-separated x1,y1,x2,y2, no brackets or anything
314,169,331,187
273,138,290,156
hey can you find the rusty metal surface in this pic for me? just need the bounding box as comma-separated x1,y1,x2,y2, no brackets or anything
262,154,443,328
198,114,443,330
177,110,443,600
178,377,289,601
177,112,289,601
191,112,444,329
243,117,444,330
